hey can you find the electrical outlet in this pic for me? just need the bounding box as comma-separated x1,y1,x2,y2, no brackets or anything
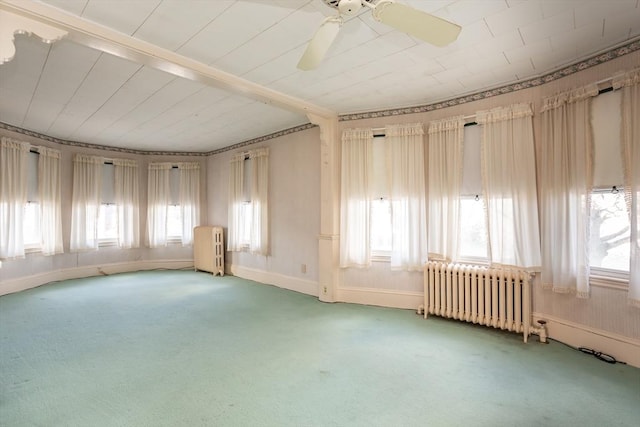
323,286,327,293
301,264,307,274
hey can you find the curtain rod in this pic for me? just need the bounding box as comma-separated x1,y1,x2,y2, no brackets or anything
368,77,615,135
371,114,476,134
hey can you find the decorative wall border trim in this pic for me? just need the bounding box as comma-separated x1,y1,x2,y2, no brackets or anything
1,37,638,153
0,121,317,157
204,123,317,156
339,37,640,122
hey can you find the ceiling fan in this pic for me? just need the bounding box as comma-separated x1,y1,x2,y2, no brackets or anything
298,0,462,70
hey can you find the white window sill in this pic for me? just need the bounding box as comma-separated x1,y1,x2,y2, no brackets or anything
589,274,629,291
371,252,391,262
98,239,118,248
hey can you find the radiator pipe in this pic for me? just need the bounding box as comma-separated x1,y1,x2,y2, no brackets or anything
530,320,548,344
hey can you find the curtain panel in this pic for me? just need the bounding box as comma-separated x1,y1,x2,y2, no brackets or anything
70,154,103,252
249,148,269,255
147,163,171,248
227,153,245,252
114,158,140,249
540,84,598,297
0,137,29,259
613,69,640,307
477,103,541,271
38,147,63,256
387,123,428,271
340,128,373,268
179,162,200,247
427,116,465,262
227,149,269,255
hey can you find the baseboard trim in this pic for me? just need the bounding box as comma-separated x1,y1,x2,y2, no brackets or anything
532,312,640,368
0,259,194,296
228,264,318,297
338,286,423,310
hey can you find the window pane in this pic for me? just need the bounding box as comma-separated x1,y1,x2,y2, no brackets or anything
167,205,182,238
239,202,251,245
371,198,392,253
27,152,39,202
98,204,118,240
23,202,41,247
458,197,488,259
589,192,630,271
371,137,389,199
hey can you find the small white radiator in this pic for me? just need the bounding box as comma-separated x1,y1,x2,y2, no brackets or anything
423,261,534,342
194,226,224,276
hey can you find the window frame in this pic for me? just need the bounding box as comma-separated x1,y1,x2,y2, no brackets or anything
23,201,42,253
166,203,183,244
23,150,42,253
457,194,490,265
97,163,118,247
370,197,392,260
369,135,392,260
587,88,630,287
457,123,489,266
234,157,253,251
97,202,118,247
588,187,630,288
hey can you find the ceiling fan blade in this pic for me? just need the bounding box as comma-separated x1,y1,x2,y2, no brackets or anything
297,16,342,71
372,0,461,47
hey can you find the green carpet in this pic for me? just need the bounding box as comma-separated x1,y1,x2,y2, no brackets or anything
1,271,638,426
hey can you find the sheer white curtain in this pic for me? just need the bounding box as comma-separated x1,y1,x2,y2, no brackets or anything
387,123,428,270
427,116,465,262
70,154,103,252
114,158,139,249
540,85,598,297
147,163,171,248
179,162,200,246
477,103,541,271
340,128,373,268
249,148,269,255
614,69,640,307
227,153,245,252
0,137,28,259
39,147,63,256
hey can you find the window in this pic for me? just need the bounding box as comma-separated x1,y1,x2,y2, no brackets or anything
97,163,117,245
167,167,182,241
458,124,488,262
23,151,41,251
1,140,62,258
147,162,199,248
340,124,426,269
72,155,139,252
590,190,630,272
227,148,269,255
370,136,391,257
237,157,253,247
590,89,630,276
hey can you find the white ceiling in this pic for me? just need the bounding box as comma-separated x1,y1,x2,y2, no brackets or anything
1,0,639,153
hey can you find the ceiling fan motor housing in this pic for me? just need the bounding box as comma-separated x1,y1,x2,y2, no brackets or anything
322,0,375,16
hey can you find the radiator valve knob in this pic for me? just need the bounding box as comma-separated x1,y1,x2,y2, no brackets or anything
537,320,548,344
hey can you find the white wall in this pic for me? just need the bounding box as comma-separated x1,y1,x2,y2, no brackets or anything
206,126,321,296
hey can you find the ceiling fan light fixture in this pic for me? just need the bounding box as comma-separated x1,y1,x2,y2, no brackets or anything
337,0,363,16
